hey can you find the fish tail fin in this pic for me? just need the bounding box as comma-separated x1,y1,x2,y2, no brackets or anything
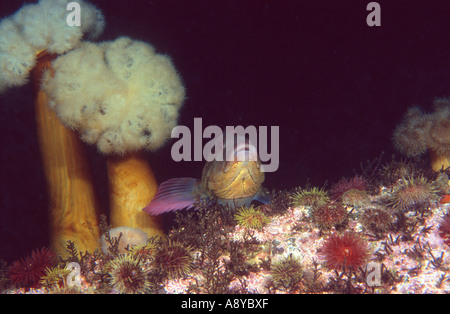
143,178,200,216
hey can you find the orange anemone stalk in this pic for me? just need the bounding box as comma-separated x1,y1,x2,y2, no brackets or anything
107,153,164,237
430,150,450,172
31,51,101,256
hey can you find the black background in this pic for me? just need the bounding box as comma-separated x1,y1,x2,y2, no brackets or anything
1,0,449,262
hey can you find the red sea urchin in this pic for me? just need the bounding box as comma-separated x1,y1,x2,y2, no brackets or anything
7,248,57,288
318,233,369,272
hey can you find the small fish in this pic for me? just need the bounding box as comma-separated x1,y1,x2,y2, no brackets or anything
144,135,270,215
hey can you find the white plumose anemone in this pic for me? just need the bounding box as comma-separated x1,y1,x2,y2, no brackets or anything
0,0,104,92
42,37,186,154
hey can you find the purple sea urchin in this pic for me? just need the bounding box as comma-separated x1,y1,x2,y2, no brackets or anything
387,176,439,212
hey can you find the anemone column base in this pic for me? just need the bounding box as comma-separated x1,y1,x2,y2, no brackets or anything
107,153,164,237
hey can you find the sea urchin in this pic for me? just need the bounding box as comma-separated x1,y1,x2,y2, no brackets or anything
7,247,57,288
290,187,330,209
318,233,369,272
234,205,271,230
153,240,194,280
311,202,348,230
108,254,151,294
270,254,303,291
330,176,368,201
388,175,439,212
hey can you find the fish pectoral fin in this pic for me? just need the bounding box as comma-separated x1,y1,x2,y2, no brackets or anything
253,188,271,204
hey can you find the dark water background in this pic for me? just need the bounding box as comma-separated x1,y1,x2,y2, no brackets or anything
1,0,449,262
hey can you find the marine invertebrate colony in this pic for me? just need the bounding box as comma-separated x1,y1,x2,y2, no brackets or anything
392,107,430,158
43,37,186,237
360,207,393,234
393,98,450,171
379,158,418,187
1,0,186,254
340,188,371,208
0,0,104,92
1,0,105,255
43,38,185,155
